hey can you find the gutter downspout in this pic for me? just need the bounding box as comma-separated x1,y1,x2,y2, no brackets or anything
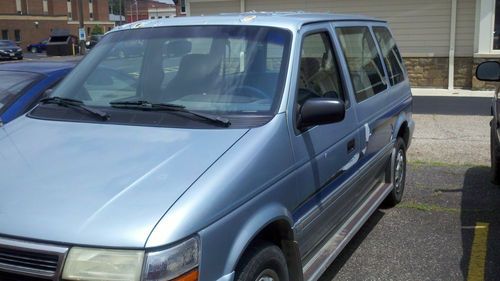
448,0,457,90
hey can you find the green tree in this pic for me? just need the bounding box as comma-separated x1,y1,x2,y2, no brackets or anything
108,0,126,16
91,25,104,35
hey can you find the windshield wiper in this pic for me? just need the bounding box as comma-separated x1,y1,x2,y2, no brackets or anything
39,97,110,121
110,100,231,127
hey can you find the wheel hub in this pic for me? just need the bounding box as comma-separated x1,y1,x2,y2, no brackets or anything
256,269,279,281
394,149,405,192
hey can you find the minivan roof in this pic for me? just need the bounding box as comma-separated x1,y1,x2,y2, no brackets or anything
111,12,386,33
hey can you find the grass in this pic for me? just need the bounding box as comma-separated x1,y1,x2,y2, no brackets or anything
408,159,489,169
397,201,491,214
397,201,460,213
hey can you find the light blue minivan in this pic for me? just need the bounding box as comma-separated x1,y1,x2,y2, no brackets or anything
0,13,414,281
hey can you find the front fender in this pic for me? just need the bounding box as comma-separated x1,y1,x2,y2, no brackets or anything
198,190,295,281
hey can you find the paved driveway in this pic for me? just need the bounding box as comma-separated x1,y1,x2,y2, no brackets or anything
320,95,499,281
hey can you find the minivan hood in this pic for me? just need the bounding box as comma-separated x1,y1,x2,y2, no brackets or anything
0,118,247,248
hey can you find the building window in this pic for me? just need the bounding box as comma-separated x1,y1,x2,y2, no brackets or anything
87,27,91,35
495,0,500,50
1,30,8,40
89,0,92,3
90,12,93,20
16,0,22,14
43,0,48,14
14,30,21,42
68,12,72,20
180,0,186,14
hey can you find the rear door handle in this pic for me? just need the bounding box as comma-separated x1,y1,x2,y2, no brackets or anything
347,139,356,153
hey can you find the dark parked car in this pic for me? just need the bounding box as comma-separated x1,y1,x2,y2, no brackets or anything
85,34,104,49
0,40,23,60
27,38,49,53
0,61,76,125
476,61,500,184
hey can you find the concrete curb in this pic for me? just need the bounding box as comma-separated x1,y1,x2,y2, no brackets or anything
412,88,494,98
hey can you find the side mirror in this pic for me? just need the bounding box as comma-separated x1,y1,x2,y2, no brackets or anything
298,98,345,129
476,61,500,82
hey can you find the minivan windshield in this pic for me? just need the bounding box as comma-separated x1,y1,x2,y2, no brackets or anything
40,25,291,127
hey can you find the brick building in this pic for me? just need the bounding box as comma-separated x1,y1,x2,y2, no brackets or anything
0,0,115,49
184,0,500,90
125,0,177,22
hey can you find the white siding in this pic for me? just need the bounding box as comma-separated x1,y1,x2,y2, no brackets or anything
188,0,476,57
190,0,240,16
455,0,475,56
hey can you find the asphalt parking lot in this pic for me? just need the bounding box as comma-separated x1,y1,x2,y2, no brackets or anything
321,95,499,281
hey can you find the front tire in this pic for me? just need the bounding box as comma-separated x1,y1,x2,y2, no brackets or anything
490,121,500,185
384,137,407,207
235,242,289,281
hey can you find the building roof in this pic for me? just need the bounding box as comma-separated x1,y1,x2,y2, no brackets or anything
0,61,77,75
112,12,386,33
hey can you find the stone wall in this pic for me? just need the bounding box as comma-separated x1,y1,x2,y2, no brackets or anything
403,56,495,90
404,57,449,88
454,57,474,89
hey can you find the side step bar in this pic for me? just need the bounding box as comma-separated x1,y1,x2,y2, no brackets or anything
302,181,394,281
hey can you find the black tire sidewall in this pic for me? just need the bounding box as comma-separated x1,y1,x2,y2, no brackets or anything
383,137,407,207
235,243,289,281
393,138,407,202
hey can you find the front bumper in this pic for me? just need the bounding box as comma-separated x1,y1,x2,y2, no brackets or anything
0,51,22,58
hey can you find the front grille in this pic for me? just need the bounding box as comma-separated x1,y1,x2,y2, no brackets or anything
0,248,59,273
0,237,68,281
0,271,50,281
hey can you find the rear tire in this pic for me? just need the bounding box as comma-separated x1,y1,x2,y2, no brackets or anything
235,242,289,281
384,137,407,207
490,122,500,185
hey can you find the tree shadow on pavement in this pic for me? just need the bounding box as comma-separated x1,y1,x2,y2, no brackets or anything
460,166,500,281
318,210,385,280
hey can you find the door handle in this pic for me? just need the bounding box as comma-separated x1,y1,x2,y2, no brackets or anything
347,139,356,153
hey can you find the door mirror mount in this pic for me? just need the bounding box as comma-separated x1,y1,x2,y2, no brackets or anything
476,61,500,82
298,98,345,130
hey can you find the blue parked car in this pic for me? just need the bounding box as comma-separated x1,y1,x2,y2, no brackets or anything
0,61,75,124
27,38,49,53
0,13,414,281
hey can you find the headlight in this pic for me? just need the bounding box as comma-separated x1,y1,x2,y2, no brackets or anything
17,48,22,52
61,236,200,281
62,248,144,281
142,237,200,281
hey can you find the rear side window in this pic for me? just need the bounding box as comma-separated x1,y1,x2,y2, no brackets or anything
373,27,405,85
336,27,387,102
